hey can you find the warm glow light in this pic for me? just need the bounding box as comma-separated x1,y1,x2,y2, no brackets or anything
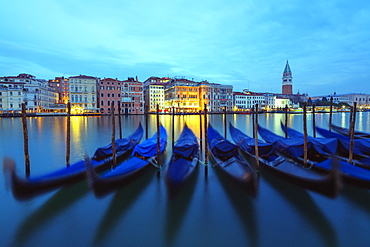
71,105,83,115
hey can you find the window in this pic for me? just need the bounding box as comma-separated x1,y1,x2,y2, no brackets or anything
101,101,104,106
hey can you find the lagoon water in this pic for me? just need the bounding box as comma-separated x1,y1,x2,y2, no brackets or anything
1,112,370,247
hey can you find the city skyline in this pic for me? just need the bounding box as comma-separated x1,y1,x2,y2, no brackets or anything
1,0,369,96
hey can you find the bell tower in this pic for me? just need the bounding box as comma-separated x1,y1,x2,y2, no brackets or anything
282,60,293,94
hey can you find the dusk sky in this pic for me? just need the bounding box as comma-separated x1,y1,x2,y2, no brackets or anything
1,0,369,96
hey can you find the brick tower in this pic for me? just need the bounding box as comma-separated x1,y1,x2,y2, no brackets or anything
282,60,292,94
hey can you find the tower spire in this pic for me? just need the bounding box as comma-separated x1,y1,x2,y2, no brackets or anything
283,59,291,74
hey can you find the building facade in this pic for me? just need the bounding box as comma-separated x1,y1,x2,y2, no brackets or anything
0,79,24,113
99,78,122,114
164,78,199,113
0,74,57,113
121,77,144,114
233,90,265,111
68,75,99,114
48,77,69,104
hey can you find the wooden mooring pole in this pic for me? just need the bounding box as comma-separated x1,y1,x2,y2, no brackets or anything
223,107,227,138
284,104,288,138
21,103,30,177
111,101,117,169
172,106,175,148
145,103,149,139
252,105,255,138
66,102,71,167
156,104,161,176
303,102,308,166
329,97,333,131
254,104,260,170
312,104,316,138
199,110,203,153
118,102,122,139
348,102,356,163
204,103,208,175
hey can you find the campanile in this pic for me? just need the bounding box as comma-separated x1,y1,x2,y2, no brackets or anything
282,60,292,94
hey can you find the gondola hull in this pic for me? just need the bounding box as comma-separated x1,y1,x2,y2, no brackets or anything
259,124,370,190
229,124,340,198
86,125,167,197
3,123,144,200
208,124,258,197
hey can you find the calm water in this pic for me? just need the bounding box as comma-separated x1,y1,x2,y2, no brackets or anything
1,113,370,247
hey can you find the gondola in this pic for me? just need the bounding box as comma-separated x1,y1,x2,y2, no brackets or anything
258,124,370,189
86,125,167,197
166,124,199,195
3,123,144,200
281,122,370,168
207,124,258,196
229,124,340,197
330,124,370,139
316,126,370,156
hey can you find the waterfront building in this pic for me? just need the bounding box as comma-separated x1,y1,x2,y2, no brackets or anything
121,77,144,114
143,77,170,112
209,83,234,112
264,94,291,110
144,76,233,113
68,75,99,114
233,90,265,111
275,97,291,109
0,74,57,113
164,78,199,113
48,77,69,104
0,78,24,113
99,78,122,114
198,81,211,111
311,93,370,107
146,83,165,112
282,60,293,95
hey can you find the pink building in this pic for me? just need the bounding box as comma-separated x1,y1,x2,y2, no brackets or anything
99,78,122,114
121,77,144,114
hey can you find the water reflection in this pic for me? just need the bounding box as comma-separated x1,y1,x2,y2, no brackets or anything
165,167,199,245
341,184,370,215
261,171,338,247
216,169,258,247
13,181,89,245
94,168,156,244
